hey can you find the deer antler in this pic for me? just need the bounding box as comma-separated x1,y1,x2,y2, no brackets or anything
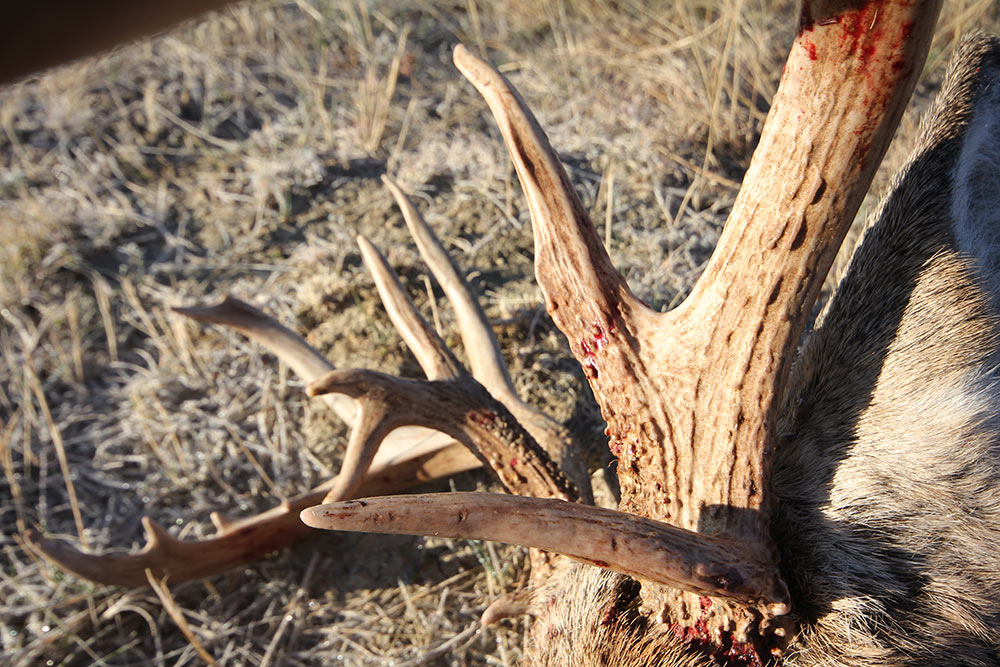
24,443,477,587
308,233,578,503
380,175,592,501
24,297,479,586
302,493,790,613
305,0,943,652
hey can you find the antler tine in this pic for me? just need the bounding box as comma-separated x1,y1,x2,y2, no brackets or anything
452,44,656,353
381,175,593,501
302,493,790,616
174,296,355,422
310,376,403,503
380,176,512,398
355,234,462,382
24,443,480,587
307,234,467,501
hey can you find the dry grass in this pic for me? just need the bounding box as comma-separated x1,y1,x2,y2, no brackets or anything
1,1,998,665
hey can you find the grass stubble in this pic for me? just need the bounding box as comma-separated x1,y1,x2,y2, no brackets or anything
1,1,997,665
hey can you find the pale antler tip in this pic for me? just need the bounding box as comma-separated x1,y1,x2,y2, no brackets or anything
452,43,491,82
356,234,377,256
300,500,378,531
299,504,336,529
381,174,406,202
481,593,532,625
452,43,471,63
141,516,170,548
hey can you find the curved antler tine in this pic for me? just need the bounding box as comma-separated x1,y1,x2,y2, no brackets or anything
381,175,594,502
356,234,463,381
22,443,480,587
301,493,790,616
174,296,332,383
381,175,513,397
309,369,577,501
481,590,534,625
316,383,397,503
173,296,356,424
452,45,656,343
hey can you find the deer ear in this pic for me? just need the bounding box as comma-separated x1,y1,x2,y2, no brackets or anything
951,37,1000,297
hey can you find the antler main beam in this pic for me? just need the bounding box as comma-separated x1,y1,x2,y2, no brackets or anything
454,0,939,537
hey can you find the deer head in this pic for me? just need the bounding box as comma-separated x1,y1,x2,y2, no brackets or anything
24,1,1000,664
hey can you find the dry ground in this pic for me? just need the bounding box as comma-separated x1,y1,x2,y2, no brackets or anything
2,1,998,665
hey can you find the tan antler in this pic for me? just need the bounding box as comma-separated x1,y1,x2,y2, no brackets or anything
302,493,789,613
453,0,938,533
24,297,479,586
24,443,477,587
306,0,943,652
308,234,578,504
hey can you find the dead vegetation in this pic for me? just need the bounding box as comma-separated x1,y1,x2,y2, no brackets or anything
1,1,998,665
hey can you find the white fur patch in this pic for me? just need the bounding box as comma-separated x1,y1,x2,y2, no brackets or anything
952,66,1000,300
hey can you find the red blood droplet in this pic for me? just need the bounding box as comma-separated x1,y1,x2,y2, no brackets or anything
803,38,818,60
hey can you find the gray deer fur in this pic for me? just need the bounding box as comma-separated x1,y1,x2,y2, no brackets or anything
525,32,1000,667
